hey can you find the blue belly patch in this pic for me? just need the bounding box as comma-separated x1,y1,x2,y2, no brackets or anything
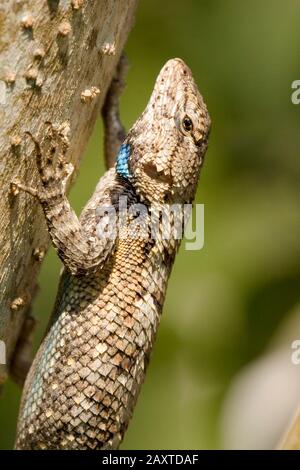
116,143,131,179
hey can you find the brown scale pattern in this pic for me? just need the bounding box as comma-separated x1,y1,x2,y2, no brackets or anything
16,183,177,449
15,58,211,449
16,227,170,449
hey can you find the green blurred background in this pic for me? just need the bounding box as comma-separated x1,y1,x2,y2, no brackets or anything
1,0,300,449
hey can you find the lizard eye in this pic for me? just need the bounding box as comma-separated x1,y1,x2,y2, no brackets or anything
182,115,193,133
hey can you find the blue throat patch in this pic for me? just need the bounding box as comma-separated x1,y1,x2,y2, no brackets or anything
116,143,131,179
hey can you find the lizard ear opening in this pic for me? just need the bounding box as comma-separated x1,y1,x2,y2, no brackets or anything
142,162,173,185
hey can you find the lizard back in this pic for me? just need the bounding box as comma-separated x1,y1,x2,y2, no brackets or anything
16,169,177,449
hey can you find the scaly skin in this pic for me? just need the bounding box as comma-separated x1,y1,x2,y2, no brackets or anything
14,58,211,449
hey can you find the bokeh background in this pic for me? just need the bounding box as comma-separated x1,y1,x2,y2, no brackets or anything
1,0,300,449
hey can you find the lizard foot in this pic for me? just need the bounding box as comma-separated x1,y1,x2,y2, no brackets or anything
11,123,74,202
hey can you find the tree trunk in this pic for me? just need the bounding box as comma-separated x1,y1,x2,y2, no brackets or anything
0,0,139,386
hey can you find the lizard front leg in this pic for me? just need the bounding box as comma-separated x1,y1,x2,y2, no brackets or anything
12,126,115,276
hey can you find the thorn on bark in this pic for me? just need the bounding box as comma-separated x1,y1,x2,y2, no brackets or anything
101,42,116,56
57,21,71,65
21,14,35,30
10,297,26,311
10,181,20,196
35,75,44,88
33,47,45,60
10,135,22,147
81,87,100,103
25,67,38,81
24,67,43,89
33,247,46,262
10,135,22,156
4,71,16,86
58,21,72,37
71,0,84,9
24,67,38,86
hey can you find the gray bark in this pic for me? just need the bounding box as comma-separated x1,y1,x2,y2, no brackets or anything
0,0,139,385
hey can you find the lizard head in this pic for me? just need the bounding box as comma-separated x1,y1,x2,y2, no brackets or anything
116,58,211,204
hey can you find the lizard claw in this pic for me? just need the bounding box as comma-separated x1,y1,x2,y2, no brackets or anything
10,180,38,198
62,162,74,191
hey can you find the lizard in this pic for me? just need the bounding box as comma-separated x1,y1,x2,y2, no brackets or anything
13,57,211,450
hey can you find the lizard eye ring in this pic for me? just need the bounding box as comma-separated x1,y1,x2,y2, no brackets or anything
182,115,193,133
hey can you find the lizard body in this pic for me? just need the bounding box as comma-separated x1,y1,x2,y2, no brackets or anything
14,58,210,450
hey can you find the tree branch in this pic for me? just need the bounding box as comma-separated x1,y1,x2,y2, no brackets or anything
0,0,139,386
